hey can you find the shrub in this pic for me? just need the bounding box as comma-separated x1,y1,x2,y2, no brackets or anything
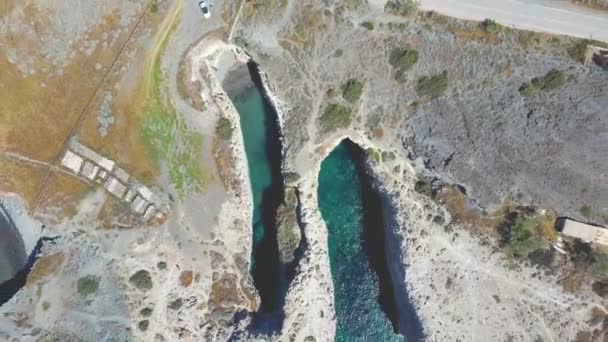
77,275,100,296
519,69,566,97
216,117,234,141
519,82,537,97
361,21,374,30
416,71,448,99
481,18,501,34
569,40,590,63
390,49,419,81
168,298,183,310
320,103,351,132
366,148,381,165
531,69,566,90
129,270,153,291
591,249,608,280
504,215,548,258
579,205,592,218
150,0,158,13
342,79,364,103
138,320,149,332
385,0,418,16
284,172,301,184
140,307,153,317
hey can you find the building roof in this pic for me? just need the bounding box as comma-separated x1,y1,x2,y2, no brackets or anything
559,219,608,245
131,195,148,214
71,142,115,172
105,177,127,198
81,161,99,180
61,150,83,174
113,166,130,183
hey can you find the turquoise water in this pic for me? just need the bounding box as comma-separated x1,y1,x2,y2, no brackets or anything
318,142,403,342
228,68,284,314
232,86,271,249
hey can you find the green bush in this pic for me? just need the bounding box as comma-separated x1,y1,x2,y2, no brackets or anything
216,117,234,141
138,320,149,332
390,49,419,81
481,18,501,34
150,0,158,13
140,307,153,317
569,40,590,63
579,205,592,218
519,69,566,97
320,103,352,132
361,21,374,30
531,69,566,90
342,79,364,103
77,275,100,297
591,250,608,280
284,172,301,184
384,0,417,16
507,216,547,258
519,82,537,97
366,148,381,165
416,71,448,99
129,270,153,291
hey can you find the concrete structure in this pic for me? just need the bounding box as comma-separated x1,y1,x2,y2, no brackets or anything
60,150,83,174
556,218,608,245
131,195,148,214
113,167,130,183
81,161,99,180
105,177,127,198
137,185,154,201
71,142,115,172
60,143,169,222
143,205,157,220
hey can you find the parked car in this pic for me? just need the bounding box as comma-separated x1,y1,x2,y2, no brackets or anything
199,0,210,18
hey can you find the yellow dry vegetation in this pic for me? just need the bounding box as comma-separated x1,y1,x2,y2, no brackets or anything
0,157,47,207
0,3,145,210
0,9,127,162
453,28,501,44
37,172,90,222
78,5,174,185
26,252,65,287
437,186,506,232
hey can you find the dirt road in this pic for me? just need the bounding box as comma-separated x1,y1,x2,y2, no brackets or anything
418,0,608,41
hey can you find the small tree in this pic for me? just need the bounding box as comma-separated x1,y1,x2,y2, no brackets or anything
385,0,418,16
216,117,234,141
416,71,448,99
342,79,364,103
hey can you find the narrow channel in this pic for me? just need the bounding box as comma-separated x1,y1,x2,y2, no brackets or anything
223,62,286,323
318,139,423,341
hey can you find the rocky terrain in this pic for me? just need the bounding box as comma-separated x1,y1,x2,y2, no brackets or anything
0,0,606,341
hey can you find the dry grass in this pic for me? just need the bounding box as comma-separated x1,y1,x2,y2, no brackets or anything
180,270,193,287
78,6,170,185
96,196,139,229
0,10,130,163
26,252,65,287
37,173,90,222
437,186,506,232
0,158,47,207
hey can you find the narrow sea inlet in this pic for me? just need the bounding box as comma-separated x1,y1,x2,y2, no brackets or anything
223,62,285,315
318,140,422,341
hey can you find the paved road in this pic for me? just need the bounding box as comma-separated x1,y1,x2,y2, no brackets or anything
418,0,608,42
